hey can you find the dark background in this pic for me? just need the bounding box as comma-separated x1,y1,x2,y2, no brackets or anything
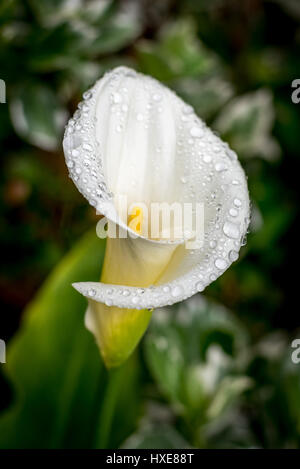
0,0,299,449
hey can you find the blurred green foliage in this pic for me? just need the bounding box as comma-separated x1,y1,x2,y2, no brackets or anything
0,0,299,448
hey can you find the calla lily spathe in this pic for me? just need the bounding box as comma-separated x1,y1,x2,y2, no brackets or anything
63,66,250,367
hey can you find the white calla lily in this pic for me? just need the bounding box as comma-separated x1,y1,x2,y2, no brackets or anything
63,66,250,367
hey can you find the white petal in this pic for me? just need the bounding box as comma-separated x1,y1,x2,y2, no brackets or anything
64,66,250,309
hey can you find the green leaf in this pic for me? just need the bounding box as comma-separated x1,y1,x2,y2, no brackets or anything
206,376,253,420
28,1,141,67
123,423,191,449
173,76,234,120
28,0,83,27
214,89,281,161
0,231,141,448
145,297,249,421
9,83,67,151
88,5,142,56
136,19,218,82
27,23,88,72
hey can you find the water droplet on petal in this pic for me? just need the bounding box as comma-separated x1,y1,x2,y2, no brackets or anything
88,288,96,297
82,143,92,151
223,221,240,239
215,163,228,172
83,90,92,100
112,92,122,104
190,126,203,138
241,234,248,246
215,258,228,270
229,250,239,262
183,105,193,115
203,155,211,163
227,149,237,160
196,281,204,292
171,285,183,297
152,93,162,102
132,296,139,305
234,198,242,207
229,208,238,217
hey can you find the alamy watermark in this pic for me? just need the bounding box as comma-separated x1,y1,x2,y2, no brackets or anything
291,79,300,104
96,195,204,250
0,339,6,363
291,339,300,364
0,79,6,103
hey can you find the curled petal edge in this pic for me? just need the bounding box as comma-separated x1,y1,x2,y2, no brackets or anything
64,66,250,311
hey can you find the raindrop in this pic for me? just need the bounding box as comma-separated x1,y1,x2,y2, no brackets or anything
241,234,247,246
183,105,193,115
226,149,237,160
215,163,228,172
190,126,203,138
229,250,239,262
83,90,92,100
215,258,228,270
152,93,162,102
229,208,238,217
203,155,212,163
234,198,242,207
83,143,92,151
223,221,240,239
171,285,183,297
209,240,217,248
196,281,204,292
112,92,122,104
